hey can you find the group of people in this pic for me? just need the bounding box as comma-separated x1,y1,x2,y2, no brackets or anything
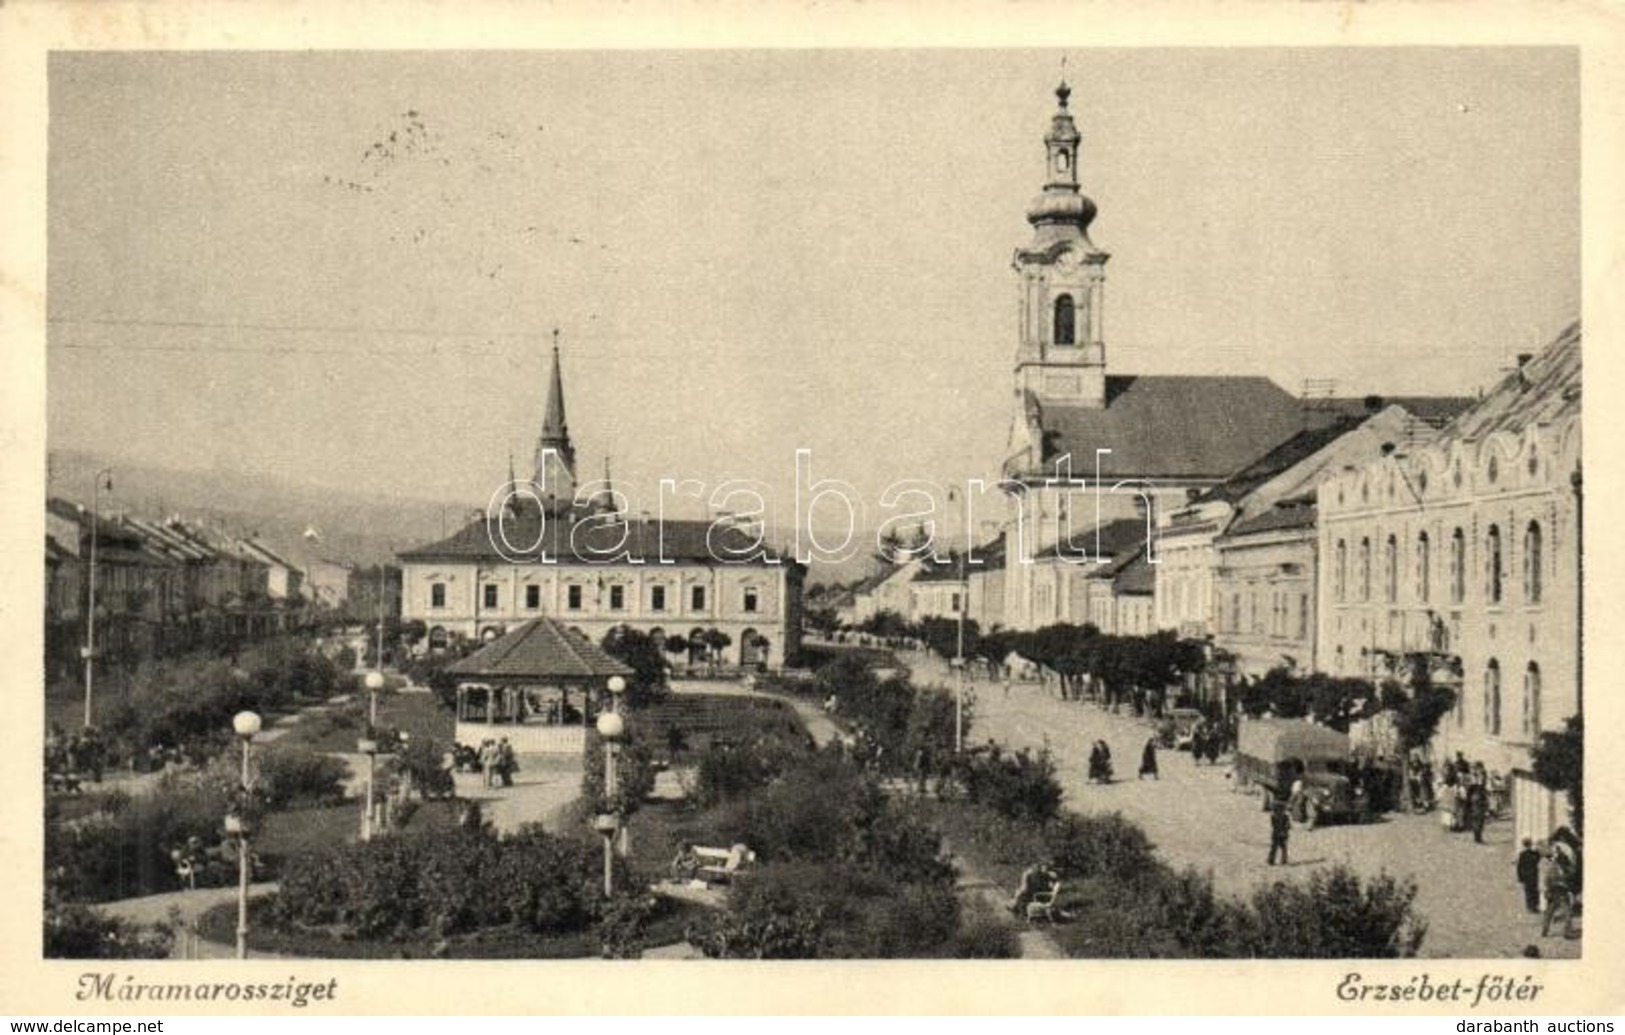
450,737,518,788
44,723,107,790
1406,750,1505,843
1515,827,1583,939
1186,717,1233,766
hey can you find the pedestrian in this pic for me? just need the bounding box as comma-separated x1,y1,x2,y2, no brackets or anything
1466,782,1488,843
1138,737,1159,781
1516,839,1542,913
1268,801,1291,866
497,737,516,788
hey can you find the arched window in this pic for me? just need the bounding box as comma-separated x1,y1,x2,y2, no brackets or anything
1523,662,1542,739
1450,528,1466,604
1359,537,1372,602
1053,295,1076,346
1384,535,1399,603
1483,659,1502,737
1524,521,1543,603
1486,524,1504,604
1334,539,1347,602
1416,532,1431,604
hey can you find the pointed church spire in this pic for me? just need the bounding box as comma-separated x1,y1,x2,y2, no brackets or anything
595,455,620,515
532,329,578,507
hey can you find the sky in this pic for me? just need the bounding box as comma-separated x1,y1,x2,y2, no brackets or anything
46,48,1579,532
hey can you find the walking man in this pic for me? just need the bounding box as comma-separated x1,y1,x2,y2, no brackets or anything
1516,839,1543,914
1267,801,1291,866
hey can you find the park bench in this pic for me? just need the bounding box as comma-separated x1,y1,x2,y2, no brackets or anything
1024,880,1070,924
692,844,755,884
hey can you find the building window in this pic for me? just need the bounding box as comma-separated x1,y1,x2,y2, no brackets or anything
1230,593,1240,634
1483,659,1502,737
691,585,707,611
430,582,446,609
1486,524,1503,605
567,585,583,611
1524,521,1543,603
1359,538,1372,602
1334,539,1347,602
744,587,760,613
1522,662,1542,739
609,585,625,611
1053,295,1076,346
1384,535,1398,603
483,583,498,609
650,585,667,612
1416,532,1431,604
949,591,960,614
1450,528,1466,604
1297,593,1309,640
525,584,540,610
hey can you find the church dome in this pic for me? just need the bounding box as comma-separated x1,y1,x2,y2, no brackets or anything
1026,189,1096,230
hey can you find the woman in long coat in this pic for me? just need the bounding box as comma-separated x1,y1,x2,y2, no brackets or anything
1138,737,1159,780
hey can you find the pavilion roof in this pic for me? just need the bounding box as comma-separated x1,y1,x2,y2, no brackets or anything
446,617,634,683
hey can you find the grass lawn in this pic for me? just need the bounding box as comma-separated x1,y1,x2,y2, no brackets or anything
275,692,453,754
635,693,808,764
198,892,710,959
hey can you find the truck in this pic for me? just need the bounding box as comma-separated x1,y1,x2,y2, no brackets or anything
1234,719,1369,827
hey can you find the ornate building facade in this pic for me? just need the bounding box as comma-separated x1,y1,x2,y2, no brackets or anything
398,348,805,668
1317,323,1580,839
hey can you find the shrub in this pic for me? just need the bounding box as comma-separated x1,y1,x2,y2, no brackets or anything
255,747,349,810
46,761,240,902
1236,866,1424,958
691,861,960,959
44,902,174,960
1045,811,1158,885
958,745,1063,823
392,735,455,800
269,823,608,941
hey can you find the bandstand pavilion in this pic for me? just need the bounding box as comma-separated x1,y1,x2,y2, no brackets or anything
446,617,634,754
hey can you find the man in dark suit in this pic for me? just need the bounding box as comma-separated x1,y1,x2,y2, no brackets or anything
1516,839,1542,913
1268,801,1291,866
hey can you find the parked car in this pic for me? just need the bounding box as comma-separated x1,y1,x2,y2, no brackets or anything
1163,708,1206,750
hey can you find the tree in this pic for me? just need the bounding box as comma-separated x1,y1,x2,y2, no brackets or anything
1531,715,1583,837
599,626,668,708
701,628,733,669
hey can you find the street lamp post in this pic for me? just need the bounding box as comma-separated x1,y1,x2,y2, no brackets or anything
359,670,385,841
594,675,628,898
229,710,262,960
954,547,968,753
82,468,112,728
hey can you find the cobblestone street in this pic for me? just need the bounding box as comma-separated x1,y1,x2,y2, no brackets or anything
907,655,1578,959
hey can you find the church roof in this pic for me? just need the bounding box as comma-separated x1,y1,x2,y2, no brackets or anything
1112,551,1156,596
446,617,633,683
1029,375,1308,481
398,512,780,566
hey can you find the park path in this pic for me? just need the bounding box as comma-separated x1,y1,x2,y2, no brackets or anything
96,883,284,960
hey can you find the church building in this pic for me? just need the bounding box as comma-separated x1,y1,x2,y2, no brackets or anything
398,347,805,669
998,83,1318,630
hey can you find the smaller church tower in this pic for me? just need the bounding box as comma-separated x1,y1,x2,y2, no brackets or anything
1013,81,1110,409
532,338,579,509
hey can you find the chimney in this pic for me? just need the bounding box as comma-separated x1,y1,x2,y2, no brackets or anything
1517,353,1534,368
1363,394,1385,414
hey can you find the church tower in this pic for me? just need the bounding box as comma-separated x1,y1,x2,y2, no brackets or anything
1013,81,1109,408
532,339,579,509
